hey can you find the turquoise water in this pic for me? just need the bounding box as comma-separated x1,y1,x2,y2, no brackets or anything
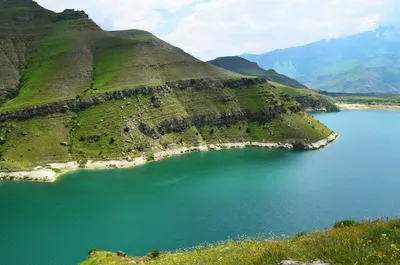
1,111,400,265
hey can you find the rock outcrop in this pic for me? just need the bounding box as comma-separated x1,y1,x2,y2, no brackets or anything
51,9,88,23
295,95,339,112
141,105,295,138
0,78,266,122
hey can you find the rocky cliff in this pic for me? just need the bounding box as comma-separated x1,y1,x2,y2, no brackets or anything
0,78,265,122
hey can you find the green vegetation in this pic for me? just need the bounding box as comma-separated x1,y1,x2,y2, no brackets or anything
0,1,239,111
0,114,72,171
275,83,339,112
208,57,339,112
208,56,307,88
80,219,400,265
0,81,332,172
327,93,400,107
0,0,335,172
333,220,358,229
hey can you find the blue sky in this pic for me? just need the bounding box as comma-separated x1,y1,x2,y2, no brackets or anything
36,0,397,60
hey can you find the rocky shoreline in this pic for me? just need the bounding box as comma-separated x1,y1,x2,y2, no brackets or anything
0,133,337,183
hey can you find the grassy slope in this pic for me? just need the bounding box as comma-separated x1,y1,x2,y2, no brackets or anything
207,57,338,111
0,1,333,171
89,30,239,95
80,219,400,265
208,56,307,88
273,82,339,112
0,82,332,171
0,8,240,111
0,0,55,100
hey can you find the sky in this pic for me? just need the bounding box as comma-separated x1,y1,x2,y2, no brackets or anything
36,0,398,60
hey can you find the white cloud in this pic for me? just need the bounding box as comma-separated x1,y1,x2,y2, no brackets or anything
163,0,395,60
36,0,199,31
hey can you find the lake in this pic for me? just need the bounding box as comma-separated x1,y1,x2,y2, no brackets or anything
0,111,399,265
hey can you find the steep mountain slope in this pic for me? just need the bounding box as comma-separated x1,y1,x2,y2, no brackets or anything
0,1,237,110
208,56,339,111
242,27,400,94
208,56,307,88
0,0,334,175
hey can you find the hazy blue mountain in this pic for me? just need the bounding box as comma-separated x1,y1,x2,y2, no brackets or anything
242,27,400,94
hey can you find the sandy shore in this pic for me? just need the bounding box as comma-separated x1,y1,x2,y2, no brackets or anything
337,103,400,112
0,133,338,183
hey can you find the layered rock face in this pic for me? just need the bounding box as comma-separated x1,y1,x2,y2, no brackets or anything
0,78,266,122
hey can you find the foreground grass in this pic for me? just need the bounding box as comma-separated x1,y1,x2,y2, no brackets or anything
81,219,400,265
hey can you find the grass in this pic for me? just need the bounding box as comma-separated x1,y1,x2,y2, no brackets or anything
0,113,72,171
275,83,339,112
208,56,307,88
198,112,331,144
80,219,400,265
0,81,333,171
0,6,239,111
0,1,334,171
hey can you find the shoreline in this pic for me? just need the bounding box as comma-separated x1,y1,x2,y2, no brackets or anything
0,133,338,183
336,103,400,112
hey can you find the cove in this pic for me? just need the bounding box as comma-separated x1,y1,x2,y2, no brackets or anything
1,111,400,265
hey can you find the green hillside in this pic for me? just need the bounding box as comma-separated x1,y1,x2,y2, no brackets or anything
208,57,338,111
0,0,334,173
208,56,307,88
270,82,339,112
81,219,400,265
242,27,400,94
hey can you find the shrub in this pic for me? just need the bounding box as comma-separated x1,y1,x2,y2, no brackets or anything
365,225,395,243
333,220,358,228
295,232,307,238
88,248,101,255
148,249,160,259
51,168,62,174
389,219,400,229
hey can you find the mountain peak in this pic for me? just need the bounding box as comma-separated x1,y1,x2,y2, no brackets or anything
51,9,89,23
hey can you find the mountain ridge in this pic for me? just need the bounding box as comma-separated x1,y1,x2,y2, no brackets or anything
242,27,400,94
208,56,307,88
208,56,339,112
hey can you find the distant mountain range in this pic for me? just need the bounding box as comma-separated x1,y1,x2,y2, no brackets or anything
242,27,400,94
208,56,307,88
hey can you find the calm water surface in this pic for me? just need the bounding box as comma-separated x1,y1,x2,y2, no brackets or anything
1,111,399,265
